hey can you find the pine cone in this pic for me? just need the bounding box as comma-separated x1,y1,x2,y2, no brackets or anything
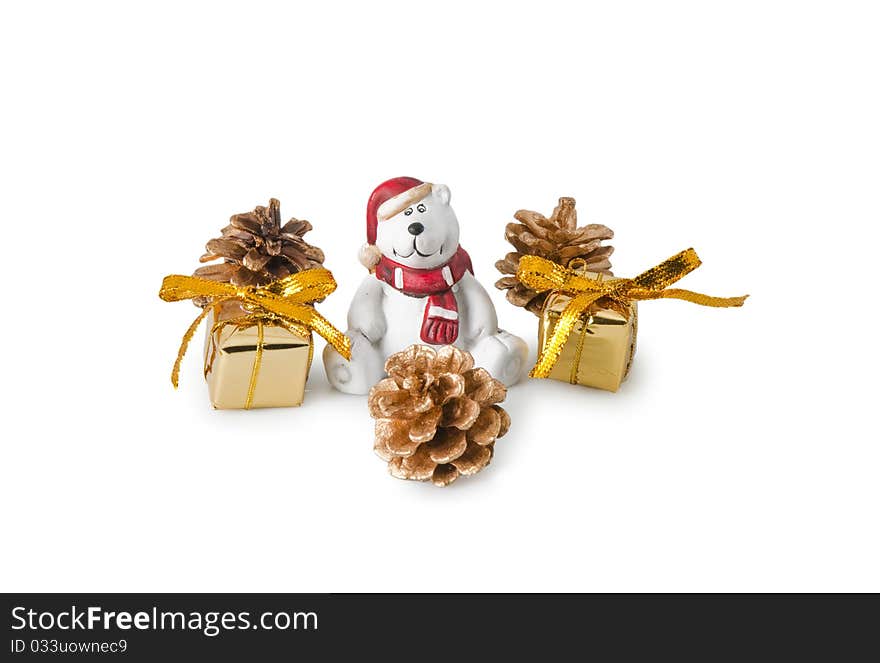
368,345,511,487
495,197,614,316
193,198,325,299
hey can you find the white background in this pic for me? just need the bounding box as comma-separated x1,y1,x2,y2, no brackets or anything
1,1,878,592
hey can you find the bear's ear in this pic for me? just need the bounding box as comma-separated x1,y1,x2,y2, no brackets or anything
432,183,451,205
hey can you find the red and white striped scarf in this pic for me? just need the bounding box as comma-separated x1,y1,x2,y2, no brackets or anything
374,247,473,345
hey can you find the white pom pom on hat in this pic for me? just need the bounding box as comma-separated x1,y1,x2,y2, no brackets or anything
358,243,383,270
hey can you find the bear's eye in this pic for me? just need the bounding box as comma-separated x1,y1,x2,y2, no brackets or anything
404,208,413,216
416,204,426,213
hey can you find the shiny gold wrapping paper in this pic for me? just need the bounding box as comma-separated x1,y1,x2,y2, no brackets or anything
203,301,313,409
538,278,638,392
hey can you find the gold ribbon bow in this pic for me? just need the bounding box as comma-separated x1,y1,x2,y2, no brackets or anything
159,268,351,405
516,250,748,379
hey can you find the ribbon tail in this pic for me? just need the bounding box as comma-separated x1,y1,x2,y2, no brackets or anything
171,304,214,388
205,316,241,378
531,292,601,379
264,299,352,360
308,309,352,360
655,288,749,308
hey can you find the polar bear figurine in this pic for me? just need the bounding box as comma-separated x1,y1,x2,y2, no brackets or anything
323,176,528,395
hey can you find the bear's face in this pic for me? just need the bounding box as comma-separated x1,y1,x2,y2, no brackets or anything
375,184,459,270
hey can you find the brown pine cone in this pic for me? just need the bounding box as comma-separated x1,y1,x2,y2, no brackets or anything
368,345,511,487
495,197,614,316
193,198,325,304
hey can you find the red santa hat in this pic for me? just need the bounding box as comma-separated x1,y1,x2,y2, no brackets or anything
360,176,433,270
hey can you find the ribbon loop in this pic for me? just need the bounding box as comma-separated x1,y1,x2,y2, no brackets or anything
630,248,702,291
516,251,747,379
159,268,352,392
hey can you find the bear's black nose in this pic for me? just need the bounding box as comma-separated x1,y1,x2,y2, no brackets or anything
407,222,424,236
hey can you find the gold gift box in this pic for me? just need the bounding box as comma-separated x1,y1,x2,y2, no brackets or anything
538,273,638,392
203,300,313,409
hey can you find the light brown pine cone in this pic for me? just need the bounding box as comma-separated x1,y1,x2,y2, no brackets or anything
192,198,324,305
368,345,511,487
495,196,614,316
